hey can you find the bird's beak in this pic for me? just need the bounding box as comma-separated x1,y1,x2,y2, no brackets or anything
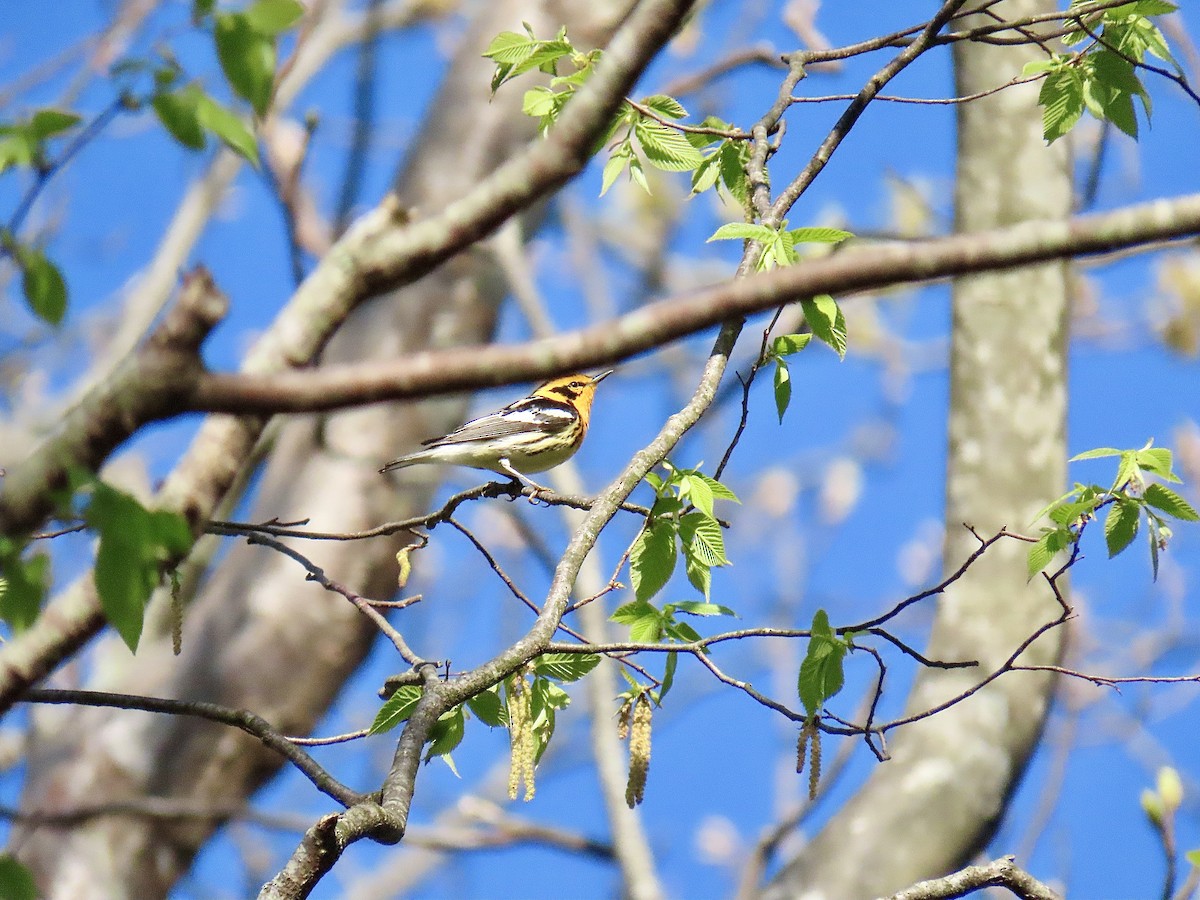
592,370,614,384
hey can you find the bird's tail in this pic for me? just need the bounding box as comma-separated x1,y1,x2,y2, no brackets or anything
378,453,422,474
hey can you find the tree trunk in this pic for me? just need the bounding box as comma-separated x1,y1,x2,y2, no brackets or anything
13,2,631,897
762,3,1071,896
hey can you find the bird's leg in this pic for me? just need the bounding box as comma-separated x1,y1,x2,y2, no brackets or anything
498,458,551,496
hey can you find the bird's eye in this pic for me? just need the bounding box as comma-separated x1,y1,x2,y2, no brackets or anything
571,381,584,388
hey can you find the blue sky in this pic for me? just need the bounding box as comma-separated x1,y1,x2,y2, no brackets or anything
3,2,1200,898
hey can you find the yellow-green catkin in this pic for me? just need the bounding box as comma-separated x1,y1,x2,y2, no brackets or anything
807,722,822,802
506,674,535,801
625,696,653,808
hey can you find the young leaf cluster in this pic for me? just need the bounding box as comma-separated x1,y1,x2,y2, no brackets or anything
79,478,195,652
708,222,854,272
368,653,599,780
1029,442,1198,579
0,110,81,325
140,0,304,166
1024,0,1179,142
797,609,854,719
482,25,748,199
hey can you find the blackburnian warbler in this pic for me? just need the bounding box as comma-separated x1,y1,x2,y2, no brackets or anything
379,371,613,490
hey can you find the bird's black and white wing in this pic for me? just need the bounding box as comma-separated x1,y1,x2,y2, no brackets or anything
421,397,577,447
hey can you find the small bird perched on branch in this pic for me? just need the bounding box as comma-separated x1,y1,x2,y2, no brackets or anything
379,371,613,491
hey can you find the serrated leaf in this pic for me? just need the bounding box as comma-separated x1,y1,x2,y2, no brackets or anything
532,652,601,682
1070,447,1123,461
1136,447,1177,480
18,246,68,325
786,226,854,244
798,610,846,716
639,94,687,119
682,475,714,519
683,552,711,599
660,651,678,699
667,601,736,617
708,222,778,243
370,685,422,734
215,13,276,116
243,0,305,35
772,333,812,357
466,688,506,727
612,601,665,643
774,359,792,423
195,94,259,165
689,153,721,195
600,144,631,196
680,511,727,567
424,706,465,761
1105,498,1141,557
801,294,848,360
634,118,705,172
717,141,749,203
630,521,677,603
153,86,207,149
1028,527,1074,576
1143,483,1199,521
1040,66,1085,143
697,473,739,503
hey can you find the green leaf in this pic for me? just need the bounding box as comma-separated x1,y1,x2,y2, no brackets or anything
84,481,194,653
1136,447,1178,481
717,141,750,203
786,226,854,245
772,333,813,357
1143,484,1199,521
424,706,465,762
680,511,727,567
660,651,678,699
532,652,601,682
1185,848,1200,869
798,610,847,717
243,0,305,35
0,855,37,900
1083,50,1145,137
696,473,739,503
370,685,422,734
466,688,506,727
1028,527,1074,576
774,360,791,423
634,118,705,172
689,153,721,195
1040,65,1085,143
18,246,68,325
801,294,848,360
630,521,677,603
683,551,711,599
215,12,276,116
611,601,664,643
0,133,36,174
1105,498,1141,557
681,474,715,519
1070,447,1123,461
195,94,259,165
28,108,81,140
522,86,560,118
708,222,777,243
152,86,207,149
639,94,687,119
667,601,736,617
0,542,48,631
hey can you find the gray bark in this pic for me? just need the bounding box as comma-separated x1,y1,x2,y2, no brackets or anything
762,3,1071,897
13,2,630,897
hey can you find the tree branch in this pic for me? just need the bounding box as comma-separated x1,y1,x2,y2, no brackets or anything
187,194,1200,415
